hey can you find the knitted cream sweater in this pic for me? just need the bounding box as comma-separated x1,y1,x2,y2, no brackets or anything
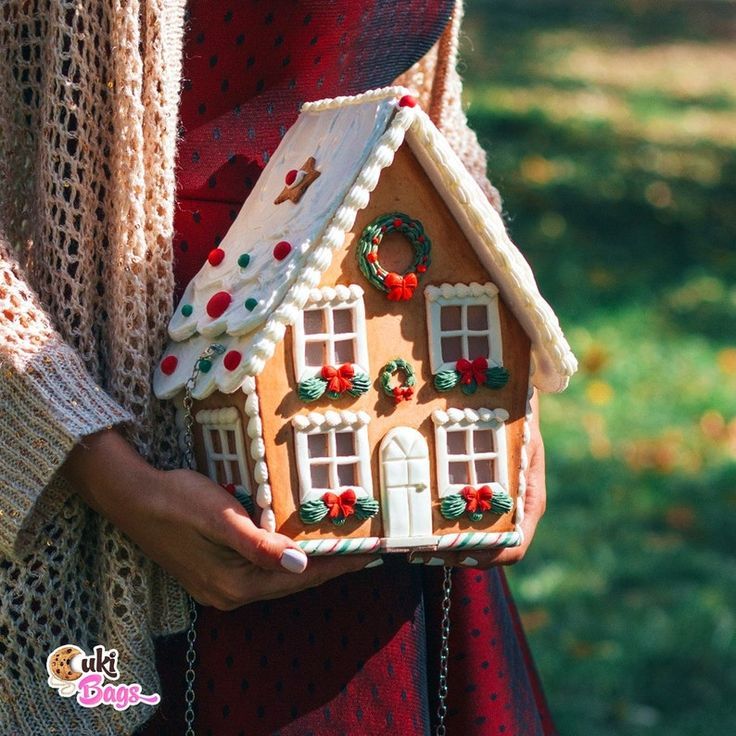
0,2,499,734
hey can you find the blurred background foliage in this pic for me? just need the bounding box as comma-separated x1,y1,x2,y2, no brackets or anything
461,1,736,733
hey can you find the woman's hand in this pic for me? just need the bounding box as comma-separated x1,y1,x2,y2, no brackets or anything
61,428,378,610
409,391,547,569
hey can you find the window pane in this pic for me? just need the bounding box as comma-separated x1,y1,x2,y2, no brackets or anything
440,305,461,331
310,463,330,489
332,308,353,334
334,431,354,457
305,340,325,366
307,433,328,458
441,336,463,363
473,429,494,454
230,463,244,486
303,309,324,334
475,458,495,484
467,304,488,330
446,430,466,456
337,462,356,486
214,461,228,485
223,430,237,455
448,461,469,484
334,339,355,364
209,429,222,454
467,334,489,360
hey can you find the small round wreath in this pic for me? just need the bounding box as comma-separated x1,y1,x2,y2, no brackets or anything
357,212,431,301
380,358,416,404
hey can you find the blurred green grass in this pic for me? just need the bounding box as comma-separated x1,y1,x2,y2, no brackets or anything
461,1,736,734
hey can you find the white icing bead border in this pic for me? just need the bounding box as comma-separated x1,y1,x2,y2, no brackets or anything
292,409,372,432
424,282,499,301
300,85,413,113
431,407,509,426
241,376,276,532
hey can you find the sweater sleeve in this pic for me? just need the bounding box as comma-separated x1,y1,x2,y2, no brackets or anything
0,233,135,561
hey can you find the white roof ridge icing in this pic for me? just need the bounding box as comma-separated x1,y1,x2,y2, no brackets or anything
300,85,414,113
153,88,576,401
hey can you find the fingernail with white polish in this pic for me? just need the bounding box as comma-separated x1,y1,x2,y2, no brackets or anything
426,557,445,566
280,548,308,573
460,556,478,567
364,558,384,569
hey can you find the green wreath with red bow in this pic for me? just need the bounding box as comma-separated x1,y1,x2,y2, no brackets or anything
299,488,380,526
357,213,431,301
380,358,416,404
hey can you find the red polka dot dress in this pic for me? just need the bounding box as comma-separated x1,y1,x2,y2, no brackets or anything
136,3,558,734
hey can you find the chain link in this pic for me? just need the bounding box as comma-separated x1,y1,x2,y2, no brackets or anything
436,565,453,736
181,343,224,736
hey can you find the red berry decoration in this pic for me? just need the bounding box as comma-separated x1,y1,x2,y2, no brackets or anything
160,355,178,375
392,218,403,228
285,169,298,186
398,94,417,108
223,350,242,371
206,291,232,318
273,240,292,261
207,248,225,266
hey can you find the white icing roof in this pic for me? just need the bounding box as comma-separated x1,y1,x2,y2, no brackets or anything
154,86,577,401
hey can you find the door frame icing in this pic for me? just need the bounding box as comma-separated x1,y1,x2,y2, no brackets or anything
379,426,436,550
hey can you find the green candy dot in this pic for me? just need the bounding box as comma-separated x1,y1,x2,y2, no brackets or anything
238,253,251,268
198,358,212,373
245,298,258,311
181,304,193,317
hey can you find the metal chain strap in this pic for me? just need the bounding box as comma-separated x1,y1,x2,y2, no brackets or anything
181,343,225,736
436,565,453,736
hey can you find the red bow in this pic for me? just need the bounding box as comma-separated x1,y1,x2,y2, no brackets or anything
456,357,488,385
385,272,418,301
461,485,494,513
321,363,354,394
322,489,357,519
391,386,414,404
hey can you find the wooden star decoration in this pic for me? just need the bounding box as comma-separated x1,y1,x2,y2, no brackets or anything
274,156,321,205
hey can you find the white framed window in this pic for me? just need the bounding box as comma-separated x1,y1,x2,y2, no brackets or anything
292,410,373,504
195,407,251,487
432,407,509,498
424,282,503,374
292,285,369,381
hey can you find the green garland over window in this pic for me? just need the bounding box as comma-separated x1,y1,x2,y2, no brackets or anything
356,213,431,301
440,485,513,522
299,489,380,526
434,357,510,395
298,363,371,402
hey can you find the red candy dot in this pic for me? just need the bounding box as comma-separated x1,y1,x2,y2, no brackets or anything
399,94,417,108
417,265,427,273
366,253,378,263
160,355,178,375
285,169,298,186
223,350,242,371
207,248,225,266
392,218,403,228
206,291,232,318
273,240,292,260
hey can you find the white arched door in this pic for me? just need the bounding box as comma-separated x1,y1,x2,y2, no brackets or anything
379,427,434,547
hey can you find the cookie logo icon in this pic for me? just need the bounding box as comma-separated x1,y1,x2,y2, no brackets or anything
47,645,85,697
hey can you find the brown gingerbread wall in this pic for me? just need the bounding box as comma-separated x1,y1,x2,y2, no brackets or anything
252,144,532,543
